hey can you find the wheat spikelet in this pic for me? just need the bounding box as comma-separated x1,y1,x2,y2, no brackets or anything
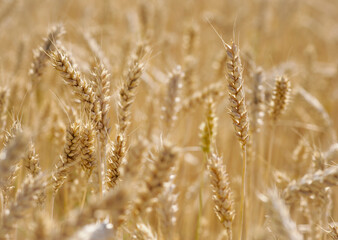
122,136,149,180
292,137,310,178
178,81,225,114
207,154,235,239
250,68,265,133
53,185,129,239
50,48,101,125
52,122,81,194
83,32,110,68
3,121,22,147
23,142,46,206
0,174,46,239
132,223,157,240
199,98,218,154
117,46,145,135
261,189,303,240
283,164,338,204
132,143,177,217
0,121,23,201
91,63,111,143
157,174,178,240
29,24,65,84
70,222,114,240
106,134,125,189
23,142,41,177
269,75,291,122
0,132,27,186
183,23,199,56
80,123,96,177
295,86,335,141
224,40,249,239
182,24,199,97
32,212,51,240
225,41,249,148
162,66,183,133
106,44,146,190
324,143,338,164
328,223,338,240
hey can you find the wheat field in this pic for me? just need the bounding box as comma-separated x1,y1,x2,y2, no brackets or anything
0,0,337,239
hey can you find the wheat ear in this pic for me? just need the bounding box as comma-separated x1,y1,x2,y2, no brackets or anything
53,185,129,240
178,81,225,114
52,122,81,195
328,223,338,240
0,175,46,239
29,24,65,84
0,132,27,186
50,48,101,125
224,41,249,240
132,143,177,217
80,123,96,177
266,75,291,182
163,66,183,134
269,75,291,122
207,154,235,239
199,97,218,155
283,164,338,204
261,189,303,240
105,44,145,190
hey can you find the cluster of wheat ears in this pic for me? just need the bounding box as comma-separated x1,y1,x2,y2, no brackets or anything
0,0,337,239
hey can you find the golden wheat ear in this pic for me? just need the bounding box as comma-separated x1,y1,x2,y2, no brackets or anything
207,153,235,240
105,43,147,191
260,189,303,240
